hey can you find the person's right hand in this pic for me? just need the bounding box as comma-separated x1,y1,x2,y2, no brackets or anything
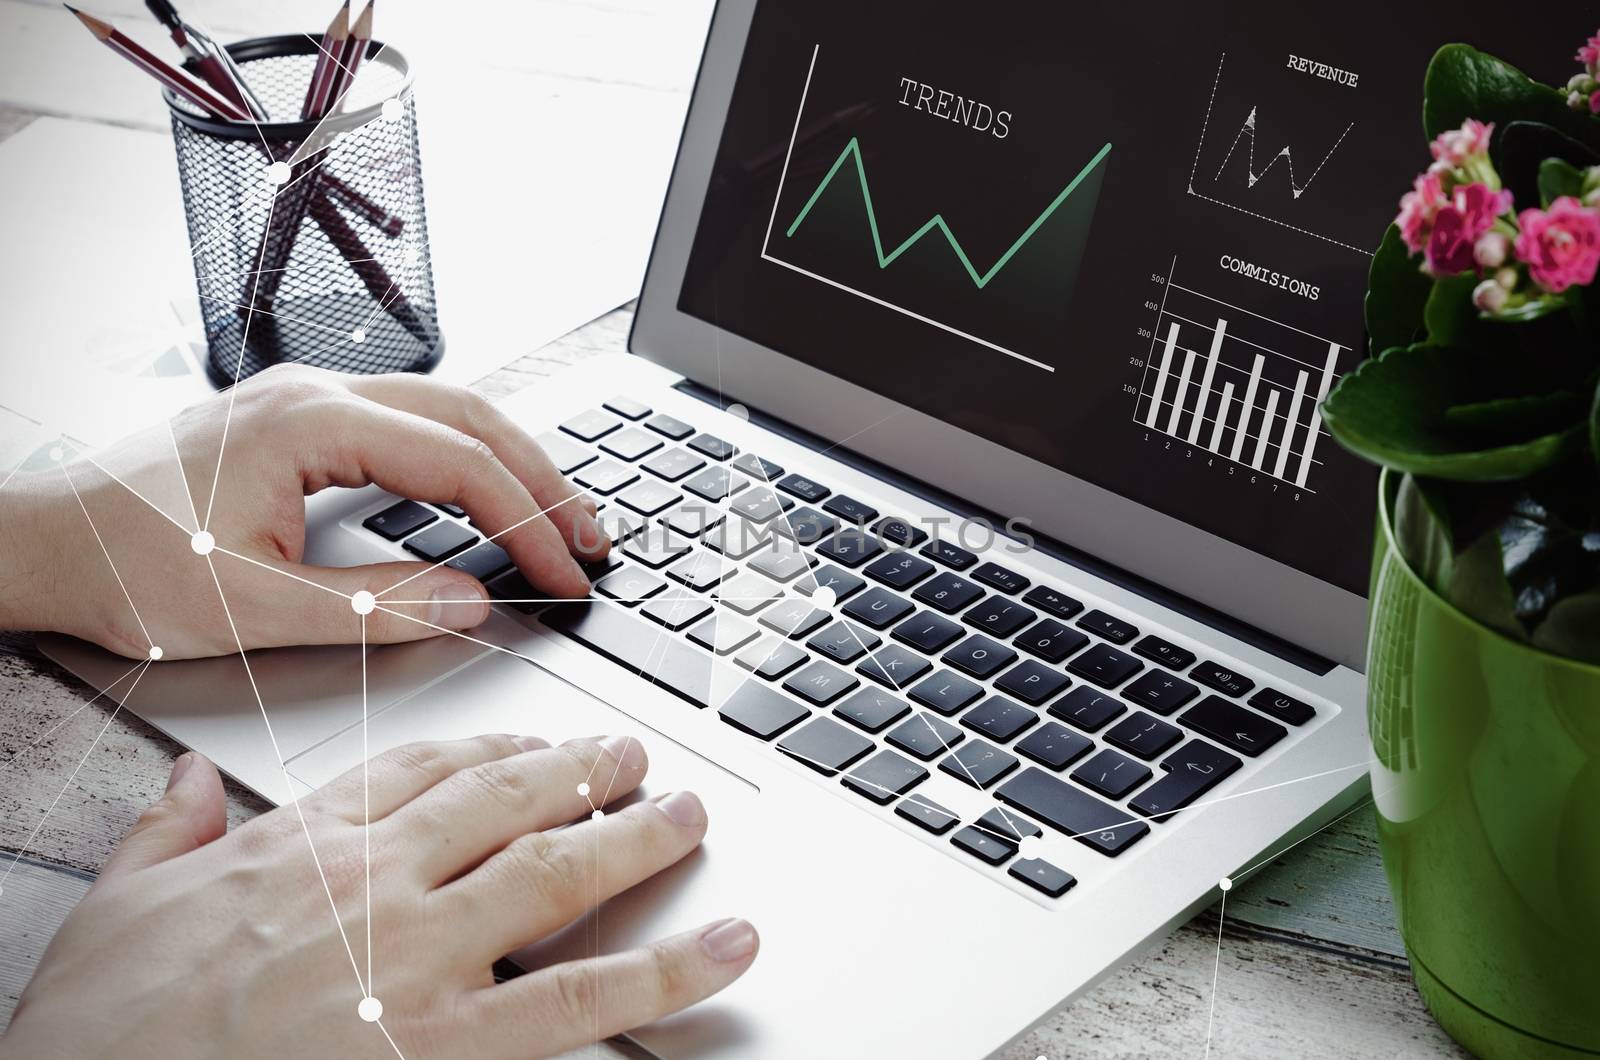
0,734,758,1060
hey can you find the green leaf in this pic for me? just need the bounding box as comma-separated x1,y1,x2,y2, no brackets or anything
1423,273,1486,349
1365,225,1432,357
1531,593,1600,664
1538,157,1587,207
1322,344,1588,480
1422,44,1600,154
1498,121,1596,209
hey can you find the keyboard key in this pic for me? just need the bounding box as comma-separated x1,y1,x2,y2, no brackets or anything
874,516,928,547
813,527,883,568
1105,711,1184,760
645,413,695,440
715,571,781,616
1133,634,1196,671
960,696,1039,743
912,572,985,614
730,487,794,524
623,536,691,569
1012,619,1090,663
1191,662,1256,698
863,551,934,590
1009,858,1077,897
687,615,760,656
995,660,1070,705
976,806,1043,842
796,564,865,602
403,521,478,562
1066,644,1144,688
749,541,815,583
759,597,830,639
719,681,809,740
543,600,737,708
1179,695,1287,756
535,431,598,475
886,712,965,760
771,506,836,545
1128,739,1244,821
842,587,915,630
363,499,437,540
777,717,873,776
580,554,624,582
782,660,860,706
599,426,663,462
857,644,932,688
995,767,1150,856
896,794,959,835
1049,686,1126,732
950,824,1015,865
1077,609,1139,645
683,466,747,502
688,433,736,461
560,408,623,442
963,598,1036,638
599,509,649,543
433,502,467,518
705,518,768,560
662,502,723,540
1022,585,1083,619
487,569,542,613
734,637,809,679
641,447,705,482
596,568,666,606
1249,687,1316,726
971,561,1028,595
574,459,639,495
941,635,1016,679
1015,722,1093,770
1122,671,1199,716
617,480,681,517
939,739,1019,788
730,452,783,480
445,541,513,581
842,750,928,805
1071,748,1152,799
641,590,714,631
833,688,911,733
908,670,984,715
891,611,964,654
822,494,878,524
602,396,651,420
776,473,830,503
667,550,735,592
806,621,880,664
919,538,978,570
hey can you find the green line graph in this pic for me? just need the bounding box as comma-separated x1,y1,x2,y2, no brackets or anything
784,137,1113,289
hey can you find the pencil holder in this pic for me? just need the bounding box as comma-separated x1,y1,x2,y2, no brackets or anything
165,36,443,387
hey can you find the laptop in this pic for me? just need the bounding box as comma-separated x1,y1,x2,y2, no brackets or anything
49,0,1570,1055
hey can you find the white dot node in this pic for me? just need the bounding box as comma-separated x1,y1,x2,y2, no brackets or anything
357,996,383,1022
266,161,291,185
189,530,215,556
48,446,64,462
406,247,424,268
811,586,837,610
351,328,366,344
148,646,164,661
576,782,591,797
591,809,604,821
1018,835,1043,859
351,590,376,615
1219,876,1233,892
382,97,403,121
727,403,749,421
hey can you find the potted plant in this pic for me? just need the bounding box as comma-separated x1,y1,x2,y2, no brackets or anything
1320,31,1600,1059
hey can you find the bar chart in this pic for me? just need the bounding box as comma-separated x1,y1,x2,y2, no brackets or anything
1132,272,1348,493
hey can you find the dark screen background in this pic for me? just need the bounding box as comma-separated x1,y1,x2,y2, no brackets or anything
679,0,1587,595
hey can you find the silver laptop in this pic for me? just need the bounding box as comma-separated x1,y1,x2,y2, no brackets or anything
46,0,1487,1054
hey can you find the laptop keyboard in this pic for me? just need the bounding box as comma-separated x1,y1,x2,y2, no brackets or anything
357,397,1322,900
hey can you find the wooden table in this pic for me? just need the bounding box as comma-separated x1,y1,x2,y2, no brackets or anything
0,101,1464,1057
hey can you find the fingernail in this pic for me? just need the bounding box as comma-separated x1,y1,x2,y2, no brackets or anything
652,790,706,829
428,582,487,628
600,733,639,770
573,511,609,559
165,751,195,793
700,918,757,963
514,735,549,752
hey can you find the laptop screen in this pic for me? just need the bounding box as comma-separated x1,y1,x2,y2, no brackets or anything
676,0,1571,597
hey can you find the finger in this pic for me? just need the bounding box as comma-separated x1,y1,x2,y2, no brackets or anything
387,734,647,885
461,918,759,1058
344,375,609,562
439,789,707,954
97,753,227,882
311,733,547,823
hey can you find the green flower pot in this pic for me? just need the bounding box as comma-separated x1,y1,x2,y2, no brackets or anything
1368,471,1600,1058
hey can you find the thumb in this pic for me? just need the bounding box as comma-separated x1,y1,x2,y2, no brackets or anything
99,752,227,882
284,560,492,645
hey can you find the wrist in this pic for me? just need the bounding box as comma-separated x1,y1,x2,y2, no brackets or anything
0,471,80,634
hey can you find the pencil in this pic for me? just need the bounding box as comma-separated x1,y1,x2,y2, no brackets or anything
300,0,349,120
324,0,373,114
66,5,248,121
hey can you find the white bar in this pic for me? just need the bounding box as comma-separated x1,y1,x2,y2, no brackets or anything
1228,354,1265,461
1272,369,1310,479
1250,389,1280,469
1186,318,1227,444
1164,341,1201,436
1207,382,1234,452
1293,342,1342,487
1144,322,1180,428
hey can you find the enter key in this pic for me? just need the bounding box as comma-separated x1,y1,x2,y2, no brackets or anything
1129,739,1242,822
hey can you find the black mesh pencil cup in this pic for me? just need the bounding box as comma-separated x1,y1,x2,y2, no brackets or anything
166,36,443,387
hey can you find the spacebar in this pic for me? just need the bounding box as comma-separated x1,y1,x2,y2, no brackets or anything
542,600,724,708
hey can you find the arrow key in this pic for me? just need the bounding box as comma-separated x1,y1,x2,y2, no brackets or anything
1129,739,1242,821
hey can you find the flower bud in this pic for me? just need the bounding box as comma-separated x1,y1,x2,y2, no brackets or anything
1495,267,1518,291
1472,278,1509,314
1473,230,1509,268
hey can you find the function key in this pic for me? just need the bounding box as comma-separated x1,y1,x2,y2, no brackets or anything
1066,643,1144,688
912,571,985,614
688,433,736,461
1104,711,1184,760
1022,585,1083,620
1013,619,1090,664
950,824,1016,865
895,794,959,835
919,538,977,570
1249,687,1316,726
1077,609,1139,645
731,452,783,480
536,431,598,475
842,749,929,805
822,494,878,525
875,516,928,547
560,408,623,442
402,521,478,562
939,739,1020,788
1133,634,1196,671
1178,695,1287,756
777,473,830,503
645,413,695,440
1009,857,1076,897
1048,686,1126,732
600,427,663,463
971,561,1029,595
603,396,652,420
1129,739,1242,822
1121,670,1199,716
363,499,437,541
1191,662,1256,697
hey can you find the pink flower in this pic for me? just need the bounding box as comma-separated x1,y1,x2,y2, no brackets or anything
1397,171,1448,254
1430,119,1494,167
1514,196,1600,293
1579,31,1600,75
1423,183,1514,276
1591,89,1600,114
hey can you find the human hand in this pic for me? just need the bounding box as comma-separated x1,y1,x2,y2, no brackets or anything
1,735,757,1059
0,365,608,659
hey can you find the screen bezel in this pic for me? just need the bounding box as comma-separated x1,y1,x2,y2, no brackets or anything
630,0,1368,670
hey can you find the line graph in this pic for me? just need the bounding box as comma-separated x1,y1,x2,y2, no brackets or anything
1211,107,1353,200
